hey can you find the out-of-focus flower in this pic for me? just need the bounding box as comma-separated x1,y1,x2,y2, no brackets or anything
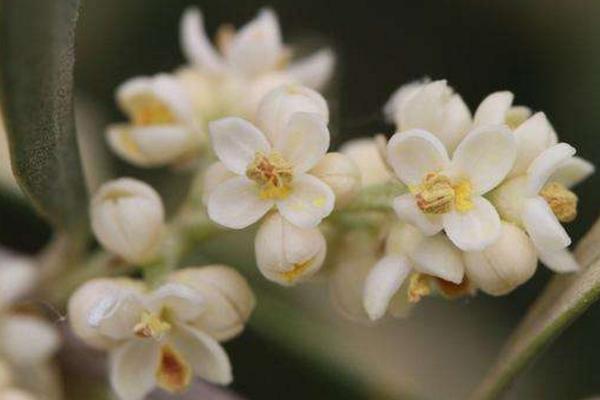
206,85,335,230
68,266,254,400
340,138,392,187
0,250,37,310
388,126,516,251
310,153,361,208
363,224,465,321
255,212,326,286
490,143,594,272
384,80,472,152
107,74,204,168
0,387,38,400
180,8,335,118
464,222,537,295
91,178,165,265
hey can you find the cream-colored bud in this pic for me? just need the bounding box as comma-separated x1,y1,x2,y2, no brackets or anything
340,138,392,187
0,250,37,309
167,266,256,341
488,176,528,226
68,278,143,350
91,178,165,264
0,315,60,366
255,212,326,286
310,153,361,208
464,222,537,296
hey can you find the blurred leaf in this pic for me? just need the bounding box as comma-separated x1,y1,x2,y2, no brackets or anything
471,218,600,400
0,0,88,234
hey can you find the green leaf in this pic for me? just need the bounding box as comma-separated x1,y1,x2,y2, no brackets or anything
0,0,88,233
470,218,600,400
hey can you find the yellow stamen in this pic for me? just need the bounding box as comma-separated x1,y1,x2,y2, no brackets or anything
280,260,313,283
453,179,474,212
130,97,176,126
540,182,578,223
247,152,293,200
408,273,431,303
133,311,171,341
156,344,192,393
413,173,455,214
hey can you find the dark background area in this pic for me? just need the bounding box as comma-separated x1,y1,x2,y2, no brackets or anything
1,1,599,399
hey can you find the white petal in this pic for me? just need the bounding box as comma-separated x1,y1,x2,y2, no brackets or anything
109,341,159,400
509,112,556,177
383,80,426,124
209,117,270,175
550,156,595,188
227,8,282,77
0,315,59,365
171,325,232,385
277,174,335,228
90,290,146,341
363,255,412,321
522,197,571,251
202,162,236,206
207,177,273,229
392,194,443,236
527,143,576,195
276,112,330,173
410,234,465,283
538,247,580,273
473,91,514,127
256,84,329,145
150,74,196,124
146,283,205,322
386,129,450,185
339,138,392,186
443,196,502,251
450,124,516,194
180,7,224,72
287,49,335,90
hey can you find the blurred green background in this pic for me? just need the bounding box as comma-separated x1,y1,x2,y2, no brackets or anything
2,1,600,399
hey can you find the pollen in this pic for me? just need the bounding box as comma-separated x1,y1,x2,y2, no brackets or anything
134,311,172,341
247,152,294,200
131,97,176,126
156,344,192,393
280,259,312,283
413,173,455,214
408,273,431,304
540,182,578,223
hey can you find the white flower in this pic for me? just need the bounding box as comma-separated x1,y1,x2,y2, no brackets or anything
490,143,594,272
464,222,537,296
473,91,532,131
68,266,254,400
255,212,326,286
363,224,465,321
206,85,335,229
384,80,472,152
107,74,204,167
387,126,517,251
309,153,361,208
339,138,392,187
91,178,165,264
180,7,334,88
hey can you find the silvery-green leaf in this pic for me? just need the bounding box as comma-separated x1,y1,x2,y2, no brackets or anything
0,0,88,233
470,218,600,400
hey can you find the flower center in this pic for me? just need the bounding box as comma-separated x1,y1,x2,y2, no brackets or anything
246,152,293,200
407,273,431,303
156,344,192,393
540,182,578,223
412,173,473,214
131,97,176,126
134,311,171,341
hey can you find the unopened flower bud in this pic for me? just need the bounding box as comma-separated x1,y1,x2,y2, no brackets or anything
340,138,392,187
464,222,537,296
91,178,165,264
68,278,144,349
168,266,256,341
255,212,326,286
310,152,361,207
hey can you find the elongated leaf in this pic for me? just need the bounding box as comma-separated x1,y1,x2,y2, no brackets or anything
470,218,600,400
0,0,88,233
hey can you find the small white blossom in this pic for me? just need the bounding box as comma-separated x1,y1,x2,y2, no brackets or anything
91,178,165,264
339,138,392,187
310,153,361,208
387,126,516,251
206,85,335,229
384,80,472,152
464,222,537,296
363,224,465,321
255,212,327,286
68,266,254,400
107,74,204,167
